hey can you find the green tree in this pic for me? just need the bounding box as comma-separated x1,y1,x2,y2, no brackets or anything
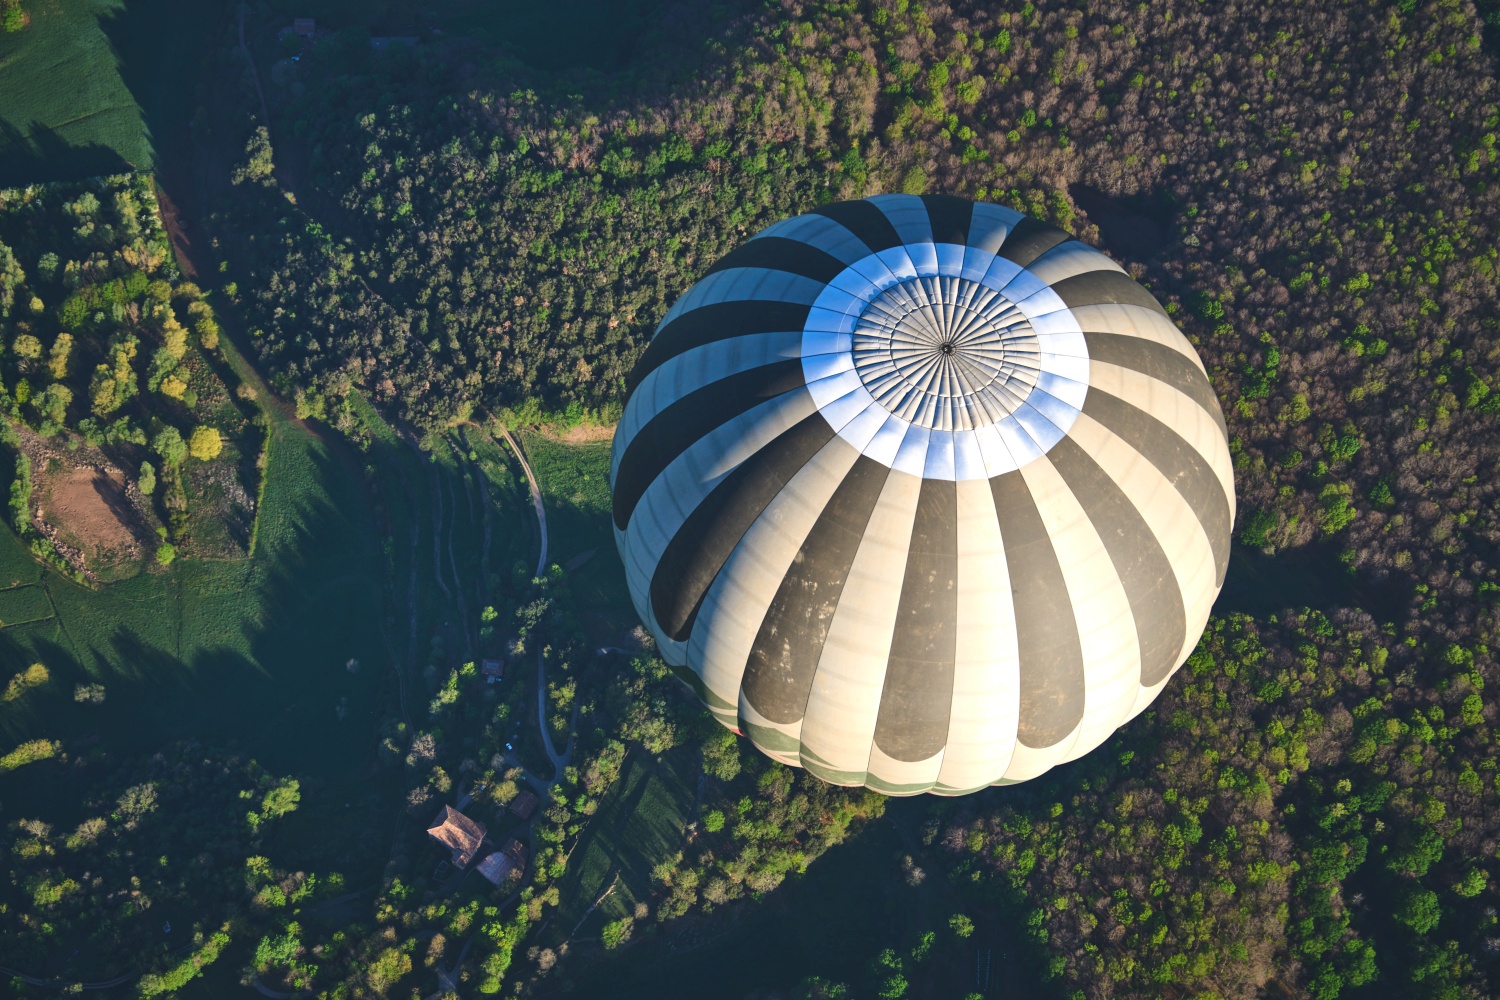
1395,888,1442,935
138,461,156,496
233,127,275,185
261,779,301,819
1,2,24,36
702,726,743,782
12,332,41,361
601,916,634,949
153,426,186,466
188,425,222,461
47,333,72,380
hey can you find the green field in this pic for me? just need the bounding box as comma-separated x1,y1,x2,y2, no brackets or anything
0,0,217,185
0,401,390,813
551,746,697,938
519,429,633,625
0,583,53,627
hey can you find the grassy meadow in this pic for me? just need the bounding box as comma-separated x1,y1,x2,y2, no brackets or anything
0,0,219,186
549,747,697,939
0,400,393,841
519,429,633,632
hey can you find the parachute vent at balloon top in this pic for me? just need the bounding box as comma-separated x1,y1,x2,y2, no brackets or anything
610,194,1234,796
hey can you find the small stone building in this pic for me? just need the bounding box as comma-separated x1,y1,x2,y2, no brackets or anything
427,805,486,867
475,850,515,886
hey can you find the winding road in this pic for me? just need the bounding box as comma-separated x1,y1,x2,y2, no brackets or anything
496,426,548,579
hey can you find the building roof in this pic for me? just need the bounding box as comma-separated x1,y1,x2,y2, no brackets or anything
293,18,316,36
508,789,539,819
503,837,528,866
427,805,486,865
475,850,516,886
481,658,504,677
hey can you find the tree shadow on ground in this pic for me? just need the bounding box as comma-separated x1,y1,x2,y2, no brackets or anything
96,0,220,177
0,420,390,778
0,119,131,188
1213,542,1405,624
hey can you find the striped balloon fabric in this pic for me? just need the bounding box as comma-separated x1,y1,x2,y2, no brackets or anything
610,194,1234,796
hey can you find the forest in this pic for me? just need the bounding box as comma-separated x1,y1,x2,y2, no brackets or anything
0,0,1497,997
208,0,1500,994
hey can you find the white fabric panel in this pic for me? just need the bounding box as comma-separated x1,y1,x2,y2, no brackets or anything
1067,303,1207,374
621,331,806,442
796,470,922,774
1067,410,1218,675
867,193,935,245
935,478,1021,791
935,242,968,277
1023,241,1126,286
751,213,876,263
1001,718,1084,782
692,436,864,736
659,267,826,326
622,389,818,678
967,202,1024,254
1088,362,1236,509
866,743,944,794
1020,457,1141,762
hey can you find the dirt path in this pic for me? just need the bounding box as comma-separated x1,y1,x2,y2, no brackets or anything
496,426,547,579
237,4,272,131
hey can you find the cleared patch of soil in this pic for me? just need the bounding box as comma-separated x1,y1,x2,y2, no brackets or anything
40,466,137,554
14,425,154,582
539,423,617,444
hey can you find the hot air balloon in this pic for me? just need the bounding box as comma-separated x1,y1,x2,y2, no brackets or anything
610,194,1233,795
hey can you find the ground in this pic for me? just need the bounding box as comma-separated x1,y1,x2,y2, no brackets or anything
38,464,137,561
12,425,153,583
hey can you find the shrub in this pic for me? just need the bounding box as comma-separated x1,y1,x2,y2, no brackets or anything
152,426,186,465
601,916,634,949
2,663,49,702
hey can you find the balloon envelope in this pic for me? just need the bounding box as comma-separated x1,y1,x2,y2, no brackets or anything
611,195,1234,795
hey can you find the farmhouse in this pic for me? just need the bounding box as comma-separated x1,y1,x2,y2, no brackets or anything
508,789,539,820
481,658,504,684
427,805,486,867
